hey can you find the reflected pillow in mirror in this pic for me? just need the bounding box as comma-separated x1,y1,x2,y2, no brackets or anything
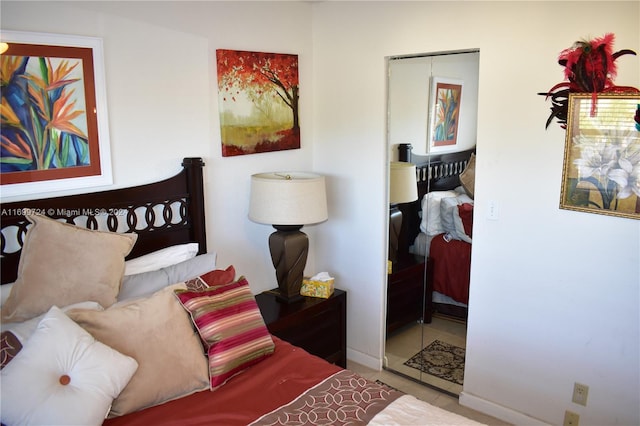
457,203,474,240
440,196,473,244
420,190,457,236
460,153,476,199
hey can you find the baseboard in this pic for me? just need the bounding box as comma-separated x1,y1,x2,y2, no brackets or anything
459,391,551,425
347,347,382,370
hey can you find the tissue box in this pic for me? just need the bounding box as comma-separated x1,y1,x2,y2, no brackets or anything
301,277,335,298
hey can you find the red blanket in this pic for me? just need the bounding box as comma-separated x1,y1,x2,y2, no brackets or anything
429,234,471,304
104,338,341,426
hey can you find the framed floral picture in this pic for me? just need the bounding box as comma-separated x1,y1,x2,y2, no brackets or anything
1,31,112,197
560,92,640,219
429,77,463,148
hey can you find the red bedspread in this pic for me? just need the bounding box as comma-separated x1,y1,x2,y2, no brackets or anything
104,337,341,426
429,234,471,304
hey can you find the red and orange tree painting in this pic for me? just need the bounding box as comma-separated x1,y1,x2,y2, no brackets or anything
216,50,300,156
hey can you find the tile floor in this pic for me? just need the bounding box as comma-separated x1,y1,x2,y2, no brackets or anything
348,314,511,425
385,315,467,395
347,359,511,425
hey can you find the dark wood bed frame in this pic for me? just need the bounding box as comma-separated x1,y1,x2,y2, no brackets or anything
396,143,475,321
1,157,207,285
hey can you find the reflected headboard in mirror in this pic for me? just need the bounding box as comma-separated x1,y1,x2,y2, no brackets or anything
397,143,476,252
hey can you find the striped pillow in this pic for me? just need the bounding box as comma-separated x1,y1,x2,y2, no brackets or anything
174,277,275,390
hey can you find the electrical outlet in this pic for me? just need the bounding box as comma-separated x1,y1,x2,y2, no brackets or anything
564,410,580,426
572,382,589,406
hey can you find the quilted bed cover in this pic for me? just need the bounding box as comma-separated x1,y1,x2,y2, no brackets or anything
104,337,483,425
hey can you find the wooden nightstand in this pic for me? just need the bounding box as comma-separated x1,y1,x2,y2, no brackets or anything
386,255,433,335
255,289,347,368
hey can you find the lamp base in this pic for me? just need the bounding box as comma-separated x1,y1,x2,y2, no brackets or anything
275,289,304,304
388,205,402,264
269,225,308,304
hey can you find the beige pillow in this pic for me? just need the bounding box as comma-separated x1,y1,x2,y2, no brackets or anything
67,283,209,417
460,153,476,199
1,214,137,323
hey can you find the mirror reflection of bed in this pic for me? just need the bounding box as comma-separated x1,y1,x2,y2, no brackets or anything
385,145,475,395
385,50,479,396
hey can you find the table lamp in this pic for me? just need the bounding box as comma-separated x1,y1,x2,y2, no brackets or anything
249,172,328,303
389,162,418,263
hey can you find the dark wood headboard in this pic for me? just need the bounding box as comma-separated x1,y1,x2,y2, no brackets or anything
0,157,206,284
396,144,475,256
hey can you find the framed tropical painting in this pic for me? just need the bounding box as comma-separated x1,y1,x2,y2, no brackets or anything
560,92,640,219
216,49,300,157
429,77,463,148
1,31,112,197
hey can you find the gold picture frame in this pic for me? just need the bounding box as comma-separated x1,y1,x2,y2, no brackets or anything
560,92,640,219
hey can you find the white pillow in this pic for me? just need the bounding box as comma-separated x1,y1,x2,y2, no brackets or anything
454,185,467,195
440,197,461,237
118,252,217,302
453,207,473,244
420,190,457,236
439,194,473,243
1,301,104,344
124,243,200,276
0,306,138,426
456,193,474,205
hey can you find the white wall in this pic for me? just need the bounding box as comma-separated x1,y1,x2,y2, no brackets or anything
3,2,639,425
389,51,479,158
312,2,639,425
1,1,317,294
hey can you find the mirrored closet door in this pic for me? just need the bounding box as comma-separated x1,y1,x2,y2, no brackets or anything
385,50,479,396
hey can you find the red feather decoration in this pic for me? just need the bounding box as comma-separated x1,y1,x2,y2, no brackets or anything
538,33,638,129
559,33,616,93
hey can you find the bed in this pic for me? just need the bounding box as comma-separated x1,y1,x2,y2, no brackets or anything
0,157,483,425
398,144,476,321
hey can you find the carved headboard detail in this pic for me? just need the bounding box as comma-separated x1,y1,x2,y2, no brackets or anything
1,157,206,284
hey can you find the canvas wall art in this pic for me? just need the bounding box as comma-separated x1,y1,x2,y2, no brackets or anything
1,31,112,197
216,49,300,157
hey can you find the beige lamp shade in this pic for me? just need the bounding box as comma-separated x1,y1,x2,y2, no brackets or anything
249,171,328,303
389,162,418,204
249,172,328,226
